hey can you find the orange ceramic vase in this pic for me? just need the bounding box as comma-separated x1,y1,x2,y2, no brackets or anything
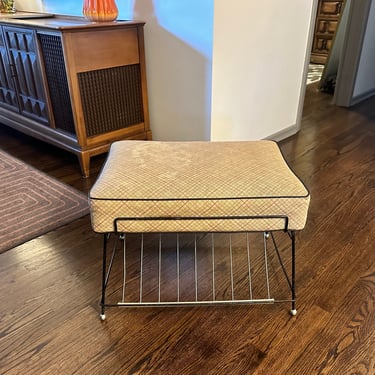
82,0,119,22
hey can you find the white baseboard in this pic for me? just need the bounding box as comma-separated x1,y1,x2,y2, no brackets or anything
264,124,299,142
350,88,375,106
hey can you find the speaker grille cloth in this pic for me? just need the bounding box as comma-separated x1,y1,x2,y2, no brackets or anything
38,33,75,135
78,64,144,137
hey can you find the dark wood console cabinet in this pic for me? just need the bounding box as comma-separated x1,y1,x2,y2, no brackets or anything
0,15,151,177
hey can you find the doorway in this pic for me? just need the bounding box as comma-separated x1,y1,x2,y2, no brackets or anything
307,0,375,106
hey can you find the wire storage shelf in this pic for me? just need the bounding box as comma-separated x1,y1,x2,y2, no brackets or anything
100,231,295,315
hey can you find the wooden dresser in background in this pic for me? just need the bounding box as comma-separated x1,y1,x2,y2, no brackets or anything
0,15,151,177
310,0,344,64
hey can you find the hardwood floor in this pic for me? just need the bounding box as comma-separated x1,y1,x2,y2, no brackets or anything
1,84,375,374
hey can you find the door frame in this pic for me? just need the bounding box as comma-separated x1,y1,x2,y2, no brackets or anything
333,0,372,106
295,0,319,133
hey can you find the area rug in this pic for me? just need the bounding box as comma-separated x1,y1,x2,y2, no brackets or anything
0,150,90,254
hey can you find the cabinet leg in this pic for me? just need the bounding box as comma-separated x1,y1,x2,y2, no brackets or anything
78,153,91,178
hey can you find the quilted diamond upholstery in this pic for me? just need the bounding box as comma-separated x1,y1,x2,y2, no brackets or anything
89,140,310,233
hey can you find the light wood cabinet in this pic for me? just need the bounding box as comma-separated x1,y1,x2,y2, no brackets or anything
0,15,151,177
310,0,344,64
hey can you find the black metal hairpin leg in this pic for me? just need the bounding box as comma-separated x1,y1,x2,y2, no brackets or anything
100,234,108,321
290,230,297,316
270,230,297,316
100,233,122,320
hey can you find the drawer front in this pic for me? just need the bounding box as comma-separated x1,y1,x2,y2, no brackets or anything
313,36,333,54
65,27,139,73
317,19,338,34
320,1,343,16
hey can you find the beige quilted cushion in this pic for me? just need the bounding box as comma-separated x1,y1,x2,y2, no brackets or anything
89,140,310,233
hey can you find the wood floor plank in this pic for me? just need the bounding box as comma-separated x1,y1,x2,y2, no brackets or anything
1,83,375,374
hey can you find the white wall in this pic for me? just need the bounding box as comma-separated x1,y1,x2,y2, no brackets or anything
353,0,375,98
14,0,44,11
132,1,214,141
210,0,315,141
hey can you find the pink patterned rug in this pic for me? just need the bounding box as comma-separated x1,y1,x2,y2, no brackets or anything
0,150,89,253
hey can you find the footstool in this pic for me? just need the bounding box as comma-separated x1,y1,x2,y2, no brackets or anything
89,140,310,320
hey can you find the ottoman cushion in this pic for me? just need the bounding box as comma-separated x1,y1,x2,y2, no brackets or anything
89,140,310,233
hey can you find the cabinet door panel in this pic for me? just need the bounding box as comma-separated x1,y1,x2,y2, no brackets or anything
321,1,342,16
0,28,18,110
4,27,49,124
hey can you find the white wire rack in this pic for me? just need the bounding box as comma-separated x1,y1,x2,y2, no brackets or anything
99,231,296,319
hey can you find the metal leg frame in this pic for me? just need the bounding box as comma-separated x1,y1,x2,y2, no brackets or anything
100,233,121,320
269,230,297,316
99,230,297,320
